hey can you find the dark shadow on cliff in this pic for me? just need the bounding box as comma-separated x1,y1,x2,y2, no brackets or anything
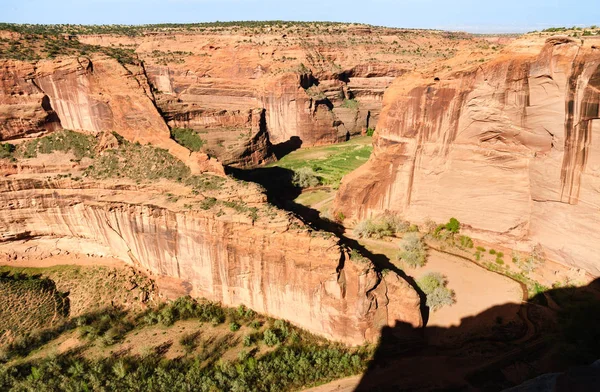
226,163,430,323
355,278,600,391
271,136,302,160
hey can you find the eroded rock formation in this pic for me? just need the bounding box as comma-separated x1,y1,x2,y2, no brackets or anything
0,174,421,344
334,36,600,274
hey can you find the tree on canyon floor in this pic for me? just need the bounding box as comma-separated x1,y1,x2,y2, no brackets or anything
396,233,428,268
417,272,455,311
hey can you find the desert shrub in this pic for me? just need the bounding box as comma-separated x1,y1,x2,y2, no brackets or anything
179,332,199,353
292,167,321,188
229,322,241,332
396,233,427,268
86,136,191,182
366,128,375,136
341,99,359,109
459,235,473,249
476,246,486,252
353,213,410,239
170,128,205,152
17,130,96,160
0,143,15,160
263,328,280,346
489,249,497,255
417,272,456,311
349,249,369,265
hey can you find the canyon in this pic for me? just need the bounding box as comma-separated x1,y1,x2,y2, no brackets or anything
2,23,600,387
335,34,600,275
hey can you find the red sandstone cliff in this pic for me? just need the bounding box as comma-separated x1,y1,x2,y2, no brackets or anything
334,36,600,274
0,171,421,344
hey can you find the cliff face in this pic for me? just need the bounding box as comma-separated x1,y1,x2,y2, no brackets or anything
334,36,600,274
0,175,422,344
74,27,499,166
0,56,211,172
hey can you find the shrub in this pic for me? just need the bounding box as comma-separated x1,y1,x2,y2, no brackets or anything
397,233,427,268
353,213,410,239
417,272,456,311
263,328,280,346
341,99,359,109
18,130,96,160
459,235,473,249
179,332,199,353
292,167,320,188
366,128,375,136
476,246,486,252
489,249,497,255
0,143,15,160
445,217,460,234
170,128,205,152
229,322,241,332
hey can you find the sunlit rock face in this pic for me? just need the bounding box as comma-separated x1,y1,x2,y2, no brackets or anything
0,176,422,344
334,37,600,274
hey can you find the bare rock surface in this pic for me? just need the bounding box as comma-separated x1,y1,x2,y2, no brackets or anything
334,35,600,274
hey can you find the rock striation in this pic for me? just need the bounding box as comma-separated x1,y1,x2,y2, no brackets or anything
0,174,422,344
334,36,600,274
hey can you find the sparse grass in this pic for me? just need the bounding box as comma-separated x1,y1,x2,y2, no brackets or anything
0,272,68,345
16,130,96,160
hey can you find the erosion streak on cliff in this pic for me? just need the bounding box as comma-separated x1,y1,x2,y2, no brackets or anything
334,36,600,274
560,58,600,204
0,177,422,344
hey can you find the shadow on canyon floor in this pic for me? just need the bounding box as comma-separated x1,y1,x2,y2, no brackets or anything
226,164,430,323
227,164,600,390
355,278,600,391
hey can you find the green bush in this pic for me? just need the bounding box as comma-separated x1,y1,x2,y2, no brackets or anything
417,272,456,311
229,322,241,332
396,233,427,268
341,99,359,109
489,249,496,255
459,235,473,248
292,167,321,188
179,332,199,353
0,143,15,160
170,128,205,152
17,130,96,160
263,328,280,346
366,128,375,136
353,213,410,239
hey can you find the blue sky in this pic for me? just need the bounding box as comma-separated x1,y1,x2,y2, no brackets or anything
2,0,599,33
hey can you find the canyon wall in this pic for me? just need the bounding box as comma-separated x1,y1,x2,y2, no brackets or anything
334,36,600,274
0,176,422,344
0,56,211,172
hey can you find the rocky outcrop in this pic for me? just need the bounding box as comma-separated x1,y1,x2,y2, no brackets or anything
0,176,422,344
74,26,498,166
334,36,600,274
0,56,217,173
0,60,62,140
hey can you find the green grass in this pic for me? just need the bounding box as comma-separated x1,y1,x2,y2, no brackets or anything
268,136,372,188
170,128,205,152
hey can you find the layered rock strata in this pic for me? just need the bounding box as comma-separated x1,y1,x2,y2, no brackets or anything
334,36,600,274
0,174,422,344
